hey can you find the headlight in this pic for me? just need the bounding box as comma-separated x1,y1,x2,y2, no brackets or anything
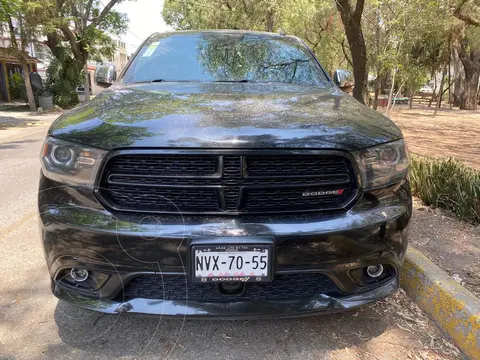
353,140,409,189
40,137,107,187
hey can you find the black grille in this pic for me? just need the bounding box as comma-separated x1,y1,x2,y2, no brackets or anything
105,186,221,213
246,155,349,176
107,154,218,176
97,152,357,215
116,273,340,302
243,187,351,211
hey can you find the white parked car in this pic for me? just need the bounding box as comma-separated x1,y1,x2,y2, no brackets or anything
420,85,434,93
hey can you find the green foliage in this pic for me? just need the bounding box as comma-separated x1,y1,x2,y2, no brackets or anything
163,0,280,31
163,0,350,73
0,0,41,110
410,155,480,224
281,0,347,74
162,0,480,103
34,0,128,102
45,56,82,108
8,72,27,100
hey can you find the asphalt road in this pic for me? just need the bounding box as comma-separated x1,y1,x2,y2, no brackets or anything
0,109,461,360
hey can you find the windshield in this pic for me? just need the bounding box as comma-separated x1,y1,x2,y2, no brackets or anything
122,33,331,87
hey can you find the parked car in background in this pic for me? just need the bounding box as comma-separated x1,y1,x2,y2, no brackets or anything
39,30,412,318
420,85,434,93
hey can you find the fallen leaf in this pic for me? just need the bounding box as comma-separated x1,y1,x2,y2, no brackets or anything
452,274,463,283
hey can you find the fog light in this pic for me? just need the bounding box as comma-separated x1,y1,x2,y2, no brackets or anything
70,268,89,282
366,264,384,278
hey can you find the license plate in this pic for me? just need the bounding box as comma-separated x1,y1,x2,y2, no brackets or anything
191,244,273,283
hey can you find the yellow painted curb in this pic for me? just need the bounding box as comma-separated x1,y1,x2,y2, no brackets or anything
401,247,480,359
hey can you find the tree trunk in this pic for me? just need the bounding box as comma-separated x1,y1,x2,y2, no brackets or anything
372,72,382,110
428,69,437,108
388,79,407,115
346,29,368,105
457,44,480,110
461,66,480,110
335,0,368,105
452,47,463,107
434,65,447,116
84,63,90,102
409,90,413,109
22,63,36,111
265,9,275,32
386,68,396,116
448,49,452,108
372,9,381,111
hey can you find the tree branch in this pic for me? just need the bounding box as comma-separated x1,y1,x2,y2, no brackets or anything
335,0,351,18
85,0,95,22
340,38,353,67
60,23,81,58
90,0,120,28
354,0,366,24
453,0,480,26
241,0,250,16
56,0,66,12
223,0,233,11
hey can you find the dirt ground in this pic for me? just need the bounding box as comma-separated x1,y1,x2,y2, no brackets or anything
386,105,480,169
410,199,480,298
384,105,480,299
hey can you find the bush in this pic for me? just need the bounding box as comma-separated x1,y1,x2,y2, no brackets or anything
410,155,480,224
8,72,27,101
45,57,82,108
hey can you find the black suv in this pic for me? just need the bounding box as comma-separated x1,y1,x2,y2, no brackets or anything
39,30,411,318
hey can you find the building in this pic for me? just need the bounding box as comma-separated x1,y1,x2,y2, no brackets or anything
110,39,128,78
0,29,129,99
0,47,39,102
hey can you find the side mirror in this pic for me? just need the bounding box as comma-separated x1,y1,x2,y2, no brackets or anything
333,69,354,93
94,64,117,88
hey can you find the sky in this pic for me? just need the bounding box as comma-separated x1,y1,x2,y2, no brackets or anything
115,0,172,55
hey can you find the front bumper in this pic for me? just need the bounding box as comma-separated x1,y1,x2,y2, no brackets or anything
39,176,411,317
53,276,398,318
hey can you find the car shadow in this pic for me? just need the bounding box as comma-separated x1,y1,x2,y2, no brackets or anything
0,139,42,150
52,300,389,359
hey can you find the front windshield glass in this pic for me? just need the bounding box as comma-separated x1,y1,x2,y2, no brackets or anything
122,33,331,87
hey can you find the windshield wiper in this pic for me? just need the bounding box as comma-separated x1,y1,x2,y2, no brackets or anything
132,79,189,84
213,80,251,83
131,79,253,84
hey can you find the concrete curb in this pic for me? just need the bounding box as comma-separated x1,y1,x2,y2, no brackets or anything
401,247,480,359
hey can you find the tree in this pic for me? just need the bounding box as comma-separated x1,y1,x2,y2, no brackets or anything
163,0,283,32
335,0,368,104
37,0,128,106
452,0,480,110
281,0,347,74
0,0,38,110
164,0,350,76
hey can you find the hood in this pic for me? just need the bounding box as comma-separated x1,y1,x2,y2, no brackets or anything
49,83,402,151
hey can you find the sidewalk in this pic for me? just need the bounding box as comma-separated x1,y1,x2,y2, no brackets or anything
0,105,62,142
401,198,480,359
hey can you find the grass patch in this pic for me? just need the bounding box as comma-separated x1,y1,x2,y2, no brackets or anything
0,104,30,112
410,155,480,224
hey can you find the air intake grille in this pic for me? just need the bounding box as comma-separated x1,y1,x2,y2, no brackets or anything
116,273,340,302
97,151,357,215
